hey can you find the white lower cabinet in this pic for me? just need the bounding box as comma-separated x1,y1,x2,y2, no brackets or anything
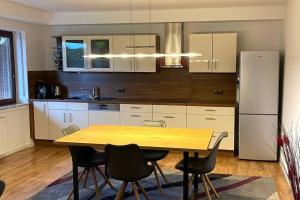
47,102,89,140
49,109,68,140
0,105,31,157
0,117,8,156
120,112,152,126
89,111,120,126
187,106,235,150
153,113,186,128
33,101,49,140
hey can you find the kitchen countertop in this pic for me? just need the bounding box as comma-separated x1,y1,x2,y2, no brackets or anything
30,98,236,107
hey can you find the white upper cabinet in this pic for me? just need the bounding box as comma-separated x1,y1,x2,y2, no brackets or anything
212,33,237,73
189,33,237,73
134,47,157,72
62,36,88,72
87,36,113,72
112,35,135,72
189,34,213,73
62,34,158,73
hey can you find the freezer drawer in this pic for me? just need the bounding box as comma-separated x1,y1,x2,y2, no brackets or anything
239,114,278,161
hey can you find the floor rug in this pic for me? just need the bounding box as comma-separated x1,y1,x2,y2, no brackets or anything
30,170,279,200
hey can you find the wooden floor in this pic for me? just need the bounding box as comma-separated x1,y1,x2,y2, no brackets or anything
0,146,292,200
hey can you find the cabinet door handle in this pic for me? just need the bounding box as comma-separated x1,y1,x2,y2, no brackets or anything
64,113,67,123
69,113,73,123
164,116,175,119
208,60,210,71
205,109,216,112
131,115,141,117
130,107,141,109
205,117,216,120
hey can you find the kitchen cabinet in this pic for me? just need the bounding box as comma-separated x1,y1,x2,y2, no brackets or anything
153,105,186,128
120,104,153,126
189,33,237,73
0,105,31,157
33,101,49,140
87,36,113,72
0,117,8,156
62,36,88,72
48,109,68,140
134,47,156,72
89,111,120,125
48,102,88,140
113,35,158,73
112,35,134,72
187,106,235,150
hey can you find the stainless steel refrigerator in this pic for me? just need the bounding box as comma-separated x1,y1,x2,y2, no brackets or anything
239,51,279,161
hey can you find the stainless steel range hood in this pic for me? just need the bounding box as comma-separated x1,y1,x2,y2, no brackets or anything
162,23,183,68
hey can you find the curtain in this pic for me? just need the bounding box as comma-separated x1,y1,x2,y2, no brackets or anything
0,37,13,100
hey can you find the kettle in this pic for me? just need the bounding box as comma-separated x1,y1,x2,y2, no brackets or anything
54,85,61,98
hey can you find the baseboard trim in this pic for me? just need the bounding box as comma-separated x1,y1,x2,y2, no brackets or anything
0,143,34,158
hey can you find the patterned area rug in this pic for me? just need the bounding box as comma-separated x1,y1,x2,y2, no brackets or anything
30,170,279,200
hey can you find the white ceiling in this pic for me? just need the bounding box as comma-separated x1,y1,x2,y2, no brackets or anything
9,0,286,12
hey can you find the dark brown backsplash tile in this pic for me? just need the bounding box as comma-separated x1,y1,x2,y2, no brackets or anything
28,68,237,103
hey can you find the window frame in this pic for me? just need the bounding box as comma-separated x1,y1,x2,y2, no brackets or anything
0,30,16,106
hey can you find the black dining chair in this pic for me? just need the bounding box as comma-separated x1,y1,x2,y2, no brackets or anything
105,144,154,200
0,180,5,198
175,132,228,200
62,125,115,200
141,120,169,193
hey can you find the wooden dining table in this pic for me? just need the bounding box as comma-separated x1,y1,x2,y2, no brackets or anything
55,125,213,200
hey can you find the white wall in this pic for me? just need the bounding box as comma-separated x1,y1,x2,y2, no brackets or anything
0,17,47,71
282,0,300,126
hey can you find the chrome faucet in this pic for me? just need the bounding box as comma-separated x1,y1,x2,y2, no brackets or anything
81,83,99,100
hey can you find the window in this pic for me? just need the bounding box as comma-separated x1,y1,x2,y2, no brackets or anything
0,30,16,105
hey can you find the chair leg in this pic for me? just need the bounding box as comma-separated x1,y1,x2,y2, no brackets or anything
201,174,211,200
83,168,90,188
66,168,87,200
132,182,141,200
95,166,116,191
154,162,168,183
205,174,220,199
135,181,150,200
189,174,195,189
152,161,162,193
114,182,127,200
91,168,101,200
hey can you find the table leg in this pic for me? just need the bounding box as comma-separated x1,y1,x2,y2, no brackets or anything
183,151,189,200
193,152,199,197
72,150,79,200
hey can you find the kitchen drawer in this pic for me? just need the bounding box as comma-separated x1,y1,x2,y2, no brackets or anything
209,132,234,150
187,106,235,115
187,114,234,132
68,102,88,111
120,112,152,126
120,104,152,113
89,111,120,125
48,102,68,110
153,113,186,128
153,105,186,114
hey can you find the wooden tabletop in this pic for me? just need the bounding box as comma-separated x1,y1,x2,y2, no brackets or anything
54,125,214,152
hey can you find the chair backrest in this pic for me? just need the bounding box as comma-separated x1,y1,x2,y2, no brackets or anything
141,120,166,128
202,132,228,173
105,144,151,182
62,125,80,136
0,180,5,198
62,125,96,160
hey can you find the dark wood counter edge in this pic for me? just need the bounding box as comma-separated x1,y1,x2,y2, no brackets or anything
29,98,237,107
